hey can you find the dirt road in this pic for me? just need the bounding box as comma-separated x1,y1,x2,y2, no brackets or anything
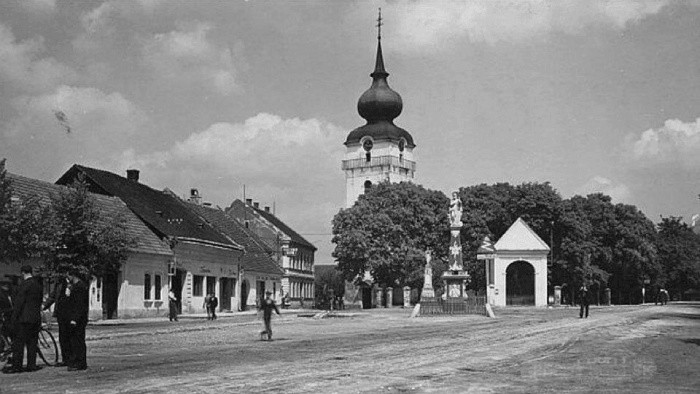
3,303,698,393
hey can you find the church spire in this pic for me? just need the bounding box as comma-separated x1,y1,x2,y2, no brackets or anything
371,8,388,79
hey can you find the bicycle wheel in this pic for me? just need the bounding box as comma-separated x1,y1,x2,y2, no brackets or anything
37,329,58,366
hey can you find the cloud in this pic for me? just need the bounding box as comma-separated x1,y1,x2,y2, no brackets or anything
384,0,670,50
625,118,700,169
18,0,57,14
0,23,77,93
576,176,632,203
141,21,241,96
4,85,147,161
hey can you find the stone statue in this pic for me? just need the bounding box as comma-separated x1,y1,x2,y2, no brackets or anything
423,249,433,288
449,191,463,227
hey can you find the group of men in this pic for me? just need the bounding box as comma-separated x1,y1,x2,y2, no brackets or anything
1,265,89,374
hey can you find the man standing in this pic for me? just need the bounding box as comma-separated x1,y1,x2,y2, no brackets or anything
4,265,42,374
258,291,280,341
65,270,89,371
168,290,178,322
203,293,212,320
208,294,218,320
578,285,590,319
43,274,71,366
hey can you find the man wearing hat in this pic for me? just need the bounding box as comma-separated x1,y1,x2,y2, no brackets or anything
258,290,280,340
4,265,42,374
64,270,89,371
43,272,72,367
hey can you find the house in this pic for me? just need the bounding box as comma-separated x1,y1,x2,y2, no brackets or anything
1,172,174,319
56,165,245,315
185,193,284,310
226,199,316,308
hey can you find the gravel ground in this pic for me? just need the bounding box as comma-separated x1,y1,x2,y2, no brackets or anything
2,303,698,393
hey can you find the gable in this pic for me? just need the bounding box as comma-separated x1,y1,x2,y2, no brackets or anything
494,217,550,252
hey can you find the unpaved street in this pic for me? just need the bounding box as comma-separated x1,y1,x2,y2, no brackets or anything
3,303,699,393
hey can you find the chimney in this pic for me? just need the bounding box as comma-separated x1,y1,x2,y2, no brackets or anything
245,198,253,205
189,188,201,205
264,206,270,213
253,202,259,209
126,169,139,182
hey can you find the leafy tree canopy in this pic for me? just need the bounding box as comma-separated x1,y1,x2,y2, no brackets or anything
332,182,450,289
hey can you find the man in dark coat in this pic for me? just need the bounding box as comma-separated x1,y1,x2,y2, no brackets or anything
42,274,71,366
579,285,590,318
208,294,218,320
258,291,280,340
4,265,43,374
64,270,89,371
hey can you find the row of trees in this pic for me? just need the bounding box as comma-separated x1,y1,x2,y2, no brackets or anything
0,159,135,281
332,181,700,303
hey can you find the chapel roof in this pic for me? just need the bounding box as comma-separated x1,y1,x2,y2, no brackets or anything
494,217,551,252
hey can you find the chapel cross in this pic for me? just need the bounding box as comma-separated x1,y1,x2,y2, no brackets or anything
376,8,383,40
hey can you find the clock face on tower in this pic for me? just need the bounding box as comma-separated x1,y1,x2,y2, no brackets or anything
363,139,373,152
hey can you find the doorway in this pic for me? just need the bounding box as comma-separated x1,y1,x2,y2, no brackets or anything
102,271,120,319
171,269,186,313
506,261,535,305
240,279,249,311
219,278,233,311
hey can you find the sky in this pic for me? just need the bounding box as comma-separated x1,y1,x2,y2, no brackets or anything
1,0,700,264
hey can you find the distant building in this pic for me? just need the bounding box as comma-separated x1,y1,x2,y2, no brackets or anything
185,193,284,310
1,172,173,319
226,199,316,308
57,165,245,316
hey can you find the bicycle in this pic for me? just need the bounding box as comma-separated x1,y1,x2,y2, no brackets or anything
1,313,58,367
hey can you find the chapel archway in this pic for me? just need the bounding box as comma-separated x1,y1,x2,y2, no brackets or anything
506,260,535,305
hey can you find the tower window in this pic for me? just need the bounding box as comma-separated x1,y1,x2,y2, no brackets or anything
364,180,372,194
366,152,371,162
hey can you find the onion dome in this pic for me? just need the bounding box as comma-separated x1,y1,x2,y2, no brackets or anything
345,22,415,148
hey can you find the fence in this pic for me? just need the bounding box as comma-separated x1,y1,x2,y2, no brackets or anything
419,296,487,316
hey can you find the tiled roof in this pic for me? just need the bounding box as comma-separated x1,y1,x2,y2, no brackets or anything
227,199,317,251
56,165,241,250
186,203,283,276
8,173,172,256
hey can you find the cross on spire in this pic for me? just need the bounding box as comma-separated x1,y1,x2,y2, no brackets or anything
376,8,383,40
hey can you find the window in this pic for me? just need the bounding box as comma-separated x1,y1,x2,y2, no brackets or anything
206,276,216,295
364,180,372,194
144,273,151,300
154,275,162,300
193,275,204,297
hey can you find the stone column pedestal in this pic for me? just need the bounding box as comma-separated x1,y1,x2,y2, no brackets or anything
386,287,393,308
554,286,562,306
604,288,611,306
375,287,384,308
403,286,411,308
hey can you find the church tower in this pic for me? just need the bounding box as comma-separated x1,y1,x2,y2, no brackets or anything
342,10,416,208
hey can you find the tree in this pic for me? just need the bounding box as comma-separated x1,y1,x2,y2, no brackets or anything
43,175,136,279
332,182,450,289
0,159,51,265
457,182,563,291
656,217,700,300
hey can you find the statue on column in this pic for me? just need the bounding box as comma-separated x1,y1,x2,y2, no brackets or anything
449,191,462,227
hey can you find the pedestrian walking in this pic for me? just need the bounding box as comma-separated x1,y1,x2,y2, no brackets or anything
659,289,669,305
3,265,42,374
42,273,72,367
64,270,89,371
168,290,178,322
578,285,590,319
258,291,280,341
208,294,218,320
203,294,212,320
